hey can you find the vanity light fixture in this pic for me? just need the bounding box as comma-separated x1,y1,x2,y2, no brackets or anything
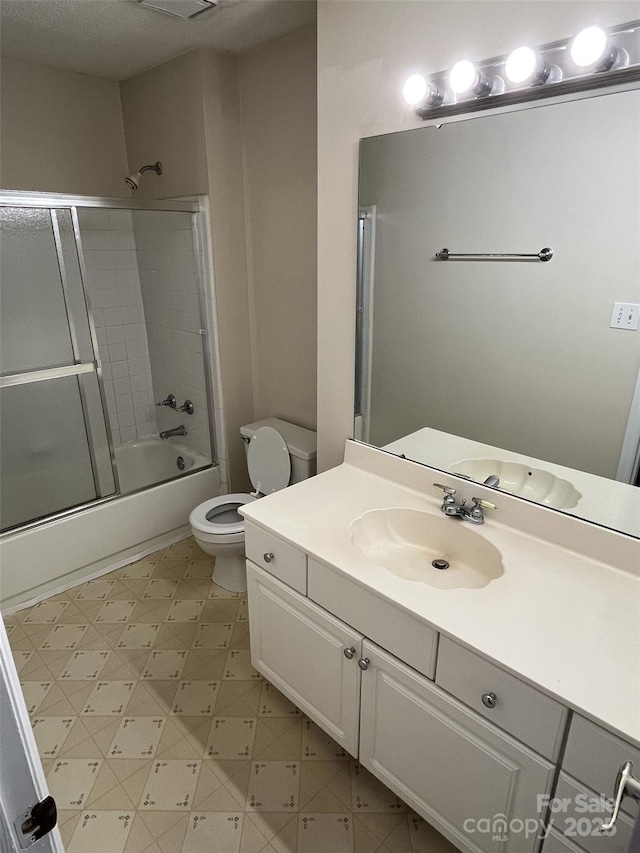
570,26,627,71
402,74,428,105
505,47,554,85
402,74,444,107
449,60,487,95
448,60,504,97
406,19,640,119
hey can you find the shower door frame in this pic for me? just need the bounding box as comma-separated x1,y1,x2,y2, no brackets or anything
0,191,219,534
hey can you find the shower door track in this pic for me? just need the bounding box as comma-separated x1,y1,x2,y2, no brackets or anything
0,191,197,212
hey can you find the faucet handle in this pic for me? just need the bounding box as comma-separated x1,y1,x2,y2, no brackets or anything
156,394,176,409
433,483,456,496
471,497,498,510
434,484,460,514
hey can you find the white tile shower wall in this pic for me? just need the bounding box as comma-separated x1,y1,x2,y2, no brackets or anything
133,211,212,461
78,209,156,446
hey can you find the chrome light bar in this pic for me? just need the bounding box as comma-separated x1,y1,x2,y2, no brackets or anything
408,20,640,120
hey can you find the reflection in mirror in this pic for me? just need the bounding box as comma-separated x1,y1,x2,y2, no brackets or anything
355,89,640,538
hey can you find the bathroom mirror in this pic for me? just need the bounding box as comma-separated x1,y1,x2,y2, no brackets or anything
355,87,640,538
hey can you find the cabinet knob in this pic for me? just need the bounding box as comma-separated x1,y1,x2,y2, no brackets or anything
482,691,497,709
344,647,356,660
263,552,274,563
358,658,370,671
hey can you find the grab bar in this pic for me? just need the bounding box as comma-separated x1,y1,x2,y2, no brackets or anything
435,247,553,262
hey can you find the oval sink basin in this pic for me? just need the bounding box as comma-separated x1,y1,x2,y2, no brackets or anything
350,508,503,590
450,459,581,509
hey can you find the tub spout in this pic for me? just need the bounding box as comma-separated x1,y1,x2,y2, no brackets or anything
159,425,187,440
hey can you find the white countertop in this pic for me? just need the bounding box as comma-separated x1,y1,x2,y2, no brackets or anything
241,441,640,747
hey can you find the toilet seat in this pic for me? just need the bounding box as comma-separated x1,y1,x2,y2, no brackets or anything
247,426,291,495
189,493,257,535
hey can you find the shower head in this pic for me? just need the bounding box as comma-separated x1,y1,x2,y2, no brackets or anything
125,172,141,190
125,161,162,191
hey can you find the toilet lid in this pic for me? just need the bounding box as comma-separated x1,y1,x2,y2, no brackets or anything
247,426,291,494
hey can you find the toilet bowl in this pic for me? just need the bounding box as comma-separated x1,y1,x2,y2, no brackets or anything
189,420,316,592
189,493,257,592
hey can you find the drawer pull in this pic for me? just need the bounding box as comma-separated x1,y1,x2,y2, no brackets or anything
344,647,356,660
358,658,370,671
600,760,640,833
263,552,274,563
482,691,497,709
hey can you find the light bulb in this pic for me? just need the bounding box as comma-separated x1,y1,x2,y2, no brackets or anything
505,47,538,83
449,60,478,94
570,26,608,67
402,74,428,106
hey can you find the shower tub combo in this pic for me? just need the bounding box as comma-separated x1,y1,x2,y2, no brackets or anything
0,192,221,611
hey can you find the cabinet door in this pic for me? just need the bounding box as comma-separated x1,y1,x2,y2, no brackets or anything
359,640,555,853
247,562,363,756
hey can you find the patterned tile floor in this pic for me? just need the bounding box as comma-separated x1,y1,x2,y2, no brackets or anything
4,537,457,853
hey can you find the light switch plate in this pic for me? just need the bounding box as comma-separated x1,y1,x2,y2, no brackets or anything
610,302,640,330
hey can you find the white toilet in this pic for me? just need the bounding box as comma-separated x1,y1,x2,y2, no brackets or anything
189,418,317,592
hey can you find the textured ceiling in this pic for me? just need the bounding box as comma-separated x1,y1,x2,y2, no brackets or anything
0,0,316,80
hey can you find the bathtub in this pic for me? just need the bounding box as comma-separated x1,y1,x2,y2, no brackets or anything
0,441,219,612
116,438,211,494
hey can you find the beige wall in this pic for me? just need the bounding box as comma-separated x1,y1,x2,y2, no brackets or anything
0,58,128,196
200,49,254,491
119,51,209,199
238,25,317,431
317,0,640,472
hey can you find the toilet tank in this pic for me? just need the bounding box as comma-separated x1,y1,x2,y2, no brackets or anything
240,418,317,485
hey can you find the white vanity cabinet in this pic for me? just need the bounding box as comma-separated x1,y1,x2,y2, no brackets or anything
246,545,556,853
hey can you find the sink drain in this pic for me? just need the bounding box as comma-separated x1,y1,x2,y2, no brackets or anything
432,559,450,571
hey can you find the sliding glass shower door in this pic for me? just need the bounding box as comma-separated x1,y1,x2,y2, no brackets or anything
0,206,116,532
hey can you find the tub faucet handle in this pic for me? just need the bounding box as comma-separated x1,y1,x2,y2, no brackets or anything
178,400,194,415
156,394,176,409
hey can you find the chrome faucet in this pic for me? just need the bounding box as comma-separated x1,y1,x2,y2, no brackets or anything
433,484,497,525
483,475,500,488
159,425,187,440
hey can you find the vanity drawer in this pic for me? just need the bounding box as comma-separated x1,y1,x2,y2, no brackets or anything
562,715,640,817
245,522,307,594
436,636,568,761
307,557,438,680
